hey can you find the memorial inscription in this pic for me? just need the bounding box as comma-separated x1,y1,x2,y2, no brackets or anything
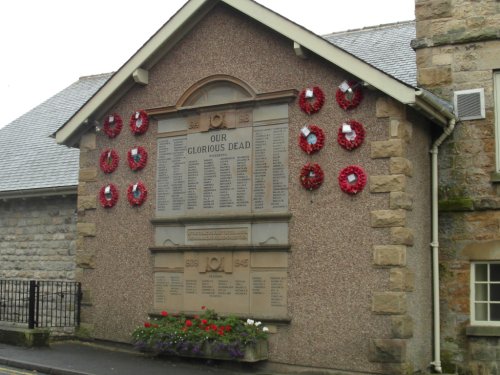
156,124,288,216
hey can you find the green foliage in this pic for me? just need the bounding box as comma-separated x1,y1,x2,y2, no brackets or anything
132,307,269,358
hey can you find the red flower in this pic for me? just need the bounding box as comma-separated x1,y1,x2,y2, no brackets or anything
205,326,210,332
161,311,168,317
201,306,206,310
211,324,217,331
217,329,224,336
225,325,232,332
185,320,193,327
298,86,325,115
144,322,151,328
201,319,208,325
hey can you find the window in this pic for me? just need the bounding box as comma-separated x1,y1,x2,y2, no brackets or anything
471,262,500,325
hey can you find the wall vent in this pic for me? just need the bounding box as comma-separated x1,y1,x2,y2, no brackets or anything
454,88,485,120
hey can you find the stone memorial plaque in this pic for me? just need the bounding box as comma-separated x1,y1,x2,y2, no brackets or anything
156,123,287,216
186,225,250,245
154,251,287,318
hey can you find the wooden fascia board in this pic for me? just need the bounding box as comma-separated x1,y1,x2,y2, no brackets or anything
56,0,217,145
223,0,416,104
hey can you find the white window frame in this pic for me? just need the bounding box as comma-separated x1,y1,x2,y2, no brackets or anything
470,261,500,326
494,72,500,172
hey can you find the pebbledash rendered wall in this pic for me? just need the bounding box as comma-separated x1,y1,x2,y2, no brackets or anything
413,0,500,373
75,4,434,374
0,196,77,280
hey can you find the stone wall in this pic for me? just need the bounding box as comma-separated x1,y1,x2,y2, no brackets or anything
0,195,77,280
413,0,500,373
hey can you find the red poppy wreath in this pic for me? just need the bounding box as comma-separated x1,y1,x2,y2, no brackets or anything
99,183,119,208
299,125,325,154
129,110,149,135
298,86,325,115
300,163,324,191
336,80,363,111
337,120,365,151
99,149,119,174
127,181,148,206
127,146,148,171
338,165,367,195
102,113,123,138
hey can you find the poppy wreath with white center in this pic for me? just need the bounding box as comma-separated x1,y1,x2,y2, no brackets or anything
335,81,363,111
300,163,324,190
338,165,367,195
99,183,119,208
99,149,119,174
298,86,325,115
299,125,325,155
337,120,365,151
127,181,148,206
127,146,148,171
103,113,123,138
129,110,149,135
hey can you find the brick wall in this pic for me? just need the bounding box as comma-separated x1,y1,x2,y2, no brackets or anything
0,195,77,280
413,0,500,373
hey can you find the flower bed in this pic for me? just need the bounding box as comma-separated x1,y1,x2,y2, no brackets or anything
132,307,269,362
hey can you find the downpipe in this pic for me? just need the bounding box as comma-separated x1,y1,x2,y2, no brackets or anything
429,118,456,374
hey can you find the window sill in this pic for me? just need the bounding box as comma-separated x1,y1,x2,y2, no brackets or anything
466,325,500,336
490,172,500,182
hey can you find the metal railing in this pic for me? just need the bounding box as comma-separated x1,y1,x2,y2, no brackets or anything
0,279,82,329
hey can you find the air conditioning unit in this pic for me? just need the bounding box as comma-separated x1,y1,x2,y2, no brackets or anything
454,88,485,120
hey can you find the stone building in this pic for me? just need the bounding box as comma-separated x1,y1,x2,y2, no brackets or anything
413,0,500,373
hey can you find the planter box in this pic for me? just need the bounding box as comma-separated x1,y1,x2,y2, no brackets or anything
155,340,268,362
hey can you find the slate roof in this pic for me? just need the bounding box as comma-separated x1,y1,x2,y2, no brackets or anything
0,73,111,194
325,21,417,87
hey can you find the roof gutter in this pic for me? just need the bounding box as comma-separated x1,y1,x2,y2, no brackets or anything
415,88,457,374
0,186,77,201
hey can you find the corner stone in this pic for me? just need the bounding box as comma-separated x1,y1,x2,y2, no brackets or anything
391,315,413,339
371,210,406,228
79,167,98,182
369,339,407,363
370,175,407,193
390,227,414,246
389,268,415,291
390,192,413,210
373,245,407,267
77,223,96,237
371,140,405,158
390,158,413,177
372,292,407,315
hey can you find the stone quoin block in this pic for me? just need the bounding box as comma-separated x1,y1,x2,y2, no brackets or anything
369,339,407,363
371,140,405,158
390,227,414,246
79,167,98,182
390,119,412,142
372,292,407,314
390,158,413,177
78,195,97,211
391,315,413,339
389,192,414,210
373,245,407,267
389,268,415,291
370,175,407,193
376,97,405,119
77,223,96,237
80,133,96,151
371,210,406,227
